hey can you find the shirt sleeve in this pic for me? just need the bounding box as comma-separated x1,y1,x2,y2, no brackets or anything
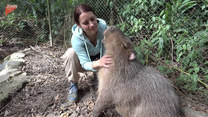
71,36,97,71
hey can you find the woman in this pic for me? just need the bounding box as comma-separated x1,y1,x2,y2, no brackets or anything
61,4,113,102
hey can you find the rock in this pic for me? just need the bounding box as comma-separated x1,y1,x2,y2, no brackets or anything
6,59,25,69
0,60,8,71
0,73,30,108
0,50,13,61
5,52,25,60
0,68,19,76
1,52,25,71
183,107,208,117
0,68,22,84
0,51,29,109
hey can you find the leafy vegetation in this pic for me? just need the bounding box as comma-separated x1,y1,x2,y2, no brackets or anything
113,0,208,93
1,0,82,44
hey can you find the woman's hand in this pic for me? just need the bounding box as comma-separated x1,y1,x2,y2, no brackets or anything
92,55,113,70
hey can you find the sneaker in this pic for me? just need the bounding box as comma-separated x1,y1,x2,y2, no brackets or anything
68,82,78,102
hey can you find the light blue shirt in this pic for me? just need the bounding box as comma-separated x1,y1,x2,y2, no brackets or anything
71,18,108,71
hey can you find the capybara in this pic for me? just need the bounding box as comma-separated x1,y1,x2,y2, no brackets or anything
91,26,184,117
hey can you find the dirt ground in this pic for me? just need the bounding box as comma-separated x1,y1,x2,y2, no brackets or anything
0,42,208,117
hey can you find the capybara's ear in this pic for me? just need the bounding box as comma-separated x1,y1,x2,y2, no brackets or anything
129,52,136,60
121,41,128,49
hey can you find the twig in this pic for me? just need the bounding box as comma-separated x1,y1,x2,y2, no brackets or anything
114,5,124,23
149,55,208,88
146,52,149,66
29,46,57,68
119,16,124,23
30,46,50,59
170,36,174,65
0,102,10,112
47,0,53,46
168,65,208,89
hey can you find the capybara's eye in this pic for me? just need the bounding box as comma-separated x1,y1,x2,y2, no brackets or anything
110,27,114,30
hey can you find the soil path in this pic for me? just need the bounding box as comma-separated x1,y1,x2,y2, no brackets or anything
0,45,119,117
0,45,207,117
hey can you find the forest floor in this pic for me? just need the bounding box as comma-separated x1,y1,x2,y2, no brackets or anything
0,40,208,117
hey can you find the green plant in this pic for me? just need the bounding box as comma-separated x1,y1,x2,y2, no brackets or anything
113,0,208,92
1,0,82,42
0,39,4,46
151,0,208,91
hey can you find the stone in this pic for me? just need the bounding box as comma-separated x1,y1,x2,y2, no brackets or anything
1,52,25,71
5,52,25,60
0,69,22,84
183,107,208,117
0,73,30,108
5,59,25,69
0,51,28,108
0,60,8,71
0,68,19,76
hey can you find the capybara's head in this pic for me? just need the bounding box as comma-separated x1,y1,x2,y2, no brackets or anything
103,26,136,60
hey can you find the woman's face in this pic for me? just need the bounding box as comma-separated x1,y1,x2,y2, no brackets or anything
77,11,98,37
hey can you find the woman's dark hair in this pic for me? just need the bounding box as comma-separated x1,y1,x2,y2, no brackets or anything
74,4,96,24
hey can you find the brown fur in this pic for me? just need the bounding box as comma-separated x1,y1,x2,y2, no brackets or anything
91,26,185,117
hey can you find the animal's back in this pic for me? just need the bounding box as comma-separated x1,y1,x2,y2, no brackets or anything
114,65,183,117
138,67,181,117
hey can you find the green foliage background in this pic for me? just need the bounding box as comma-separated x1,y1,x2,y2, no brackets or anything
115,0,208,92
